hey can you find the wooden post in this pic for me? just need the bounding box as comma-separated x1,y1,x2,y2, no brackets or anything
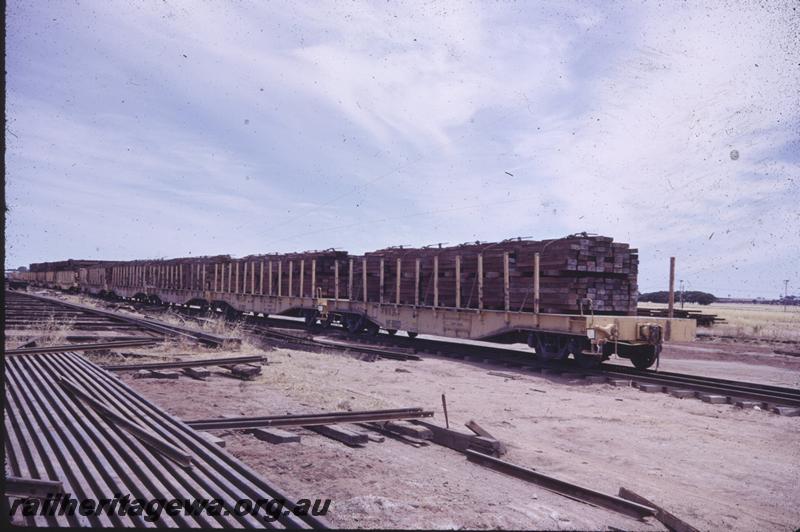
441,394,449,429
311,259,316,298
433,255,439,308
668,257,676,319
534,252,540,314
379,258,385,304
214,264,218,292
243,262,248,294
455,255,461,308
235,262,240,293
259,261,264,295
179,264,183,290
202,263,206,291
228,263,233,292
415,258,421,306
299,260,305,298
348,258,354,299
478,254,484,310
289,261,294,297
268,261,273,295
396,258,401,305
251,261,255,294
277,261,282,296
504,252,510,312
362,258,368,303
334,260,340,300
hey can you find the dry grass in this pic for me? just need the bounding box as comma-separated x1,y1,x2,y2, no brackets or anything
9,290,266,361
6,314,77,350
640,302,800,341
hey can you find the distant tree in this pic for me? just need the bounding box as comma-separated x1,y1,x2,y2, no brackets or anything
639,290,717,305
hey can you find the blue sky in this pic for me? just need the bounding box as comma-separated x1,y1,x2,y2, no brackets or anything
5,1,799,298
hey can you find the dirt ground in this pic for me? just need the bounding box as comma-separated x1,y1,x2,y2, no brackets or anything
12,289,799,529
114,337,800,531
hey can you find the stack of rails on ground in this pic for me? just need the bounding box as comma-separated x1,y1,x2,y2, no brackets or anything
6,233,800,531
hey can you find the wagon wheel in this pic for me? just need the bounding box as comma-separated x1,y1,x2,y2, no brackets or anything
569,338,600,369
343,314,365,334
363,321,380,336
573,350,601,369
386,329,397,336
304,310,322,331
407,331,418,339
630,346,660,370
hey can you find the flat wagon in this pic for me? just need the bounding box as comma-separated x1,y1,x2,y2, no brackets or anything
14,235,695,369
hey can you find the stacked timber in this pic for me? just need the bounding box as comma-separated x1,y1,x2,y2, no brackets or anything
234,250,349,298
29,259,116,272
355,235,637,315
37,234,637,315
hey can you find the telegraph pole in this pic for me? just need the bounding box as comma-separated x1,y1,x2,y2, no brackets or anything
668,257,676,319
784,279,790,312
679,280,685,309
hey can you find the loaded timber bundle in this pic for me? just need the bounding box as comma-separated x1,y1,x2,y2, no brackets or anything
268,249,348,298
22,234,638,315
357,235,637,315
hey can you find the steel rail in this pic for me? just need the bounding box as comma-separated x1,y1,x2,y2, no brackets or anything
11,291,238,347
246,322,421,361
6,339,161,356
5,351,329,528
601,363,800,396
592,367,800,407
464,450,656,520
61,352,329,528
187,407,435,431
5,476,64,499
102,354,267,372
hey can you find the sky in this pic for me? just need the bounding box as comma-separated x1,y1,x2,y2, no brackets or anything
5,1,799,298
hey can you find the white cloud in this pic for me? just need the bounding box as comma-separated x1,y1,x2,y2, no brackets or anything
5,0,798,296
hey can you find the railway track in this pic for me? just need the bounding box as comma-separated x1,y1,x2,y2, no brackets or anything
10,289,800,415
167,303,800,414
5,290,236,349
228,313,800,414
